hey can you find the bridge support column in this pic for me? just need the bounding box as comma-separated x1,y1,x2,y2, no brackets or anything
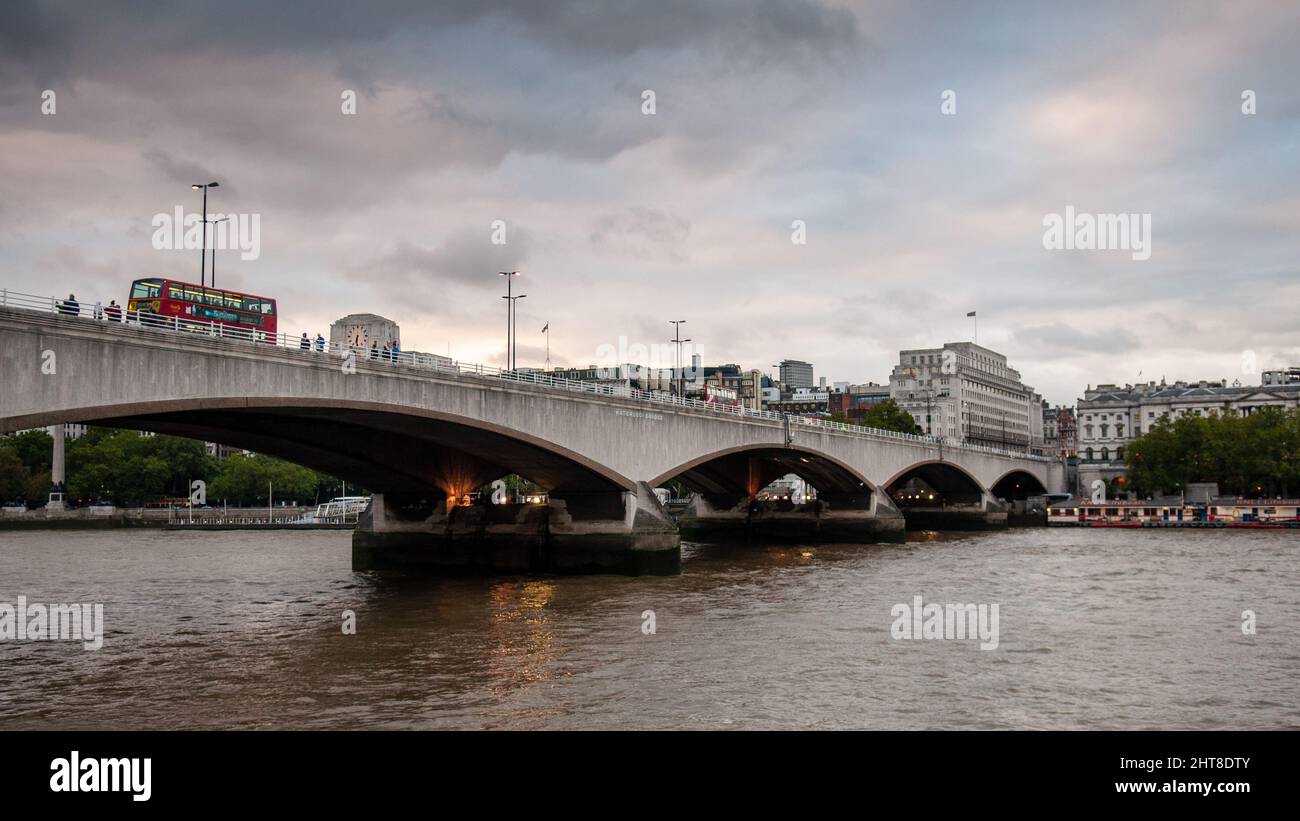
46,423,66,511
352,483,680,576
677,494,904,544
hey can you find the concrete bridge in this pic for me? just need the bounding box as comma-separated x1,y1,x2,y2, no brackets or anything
0,303,1064,574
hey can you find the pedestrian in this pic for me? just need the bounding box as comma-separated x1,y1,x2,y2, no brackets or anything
300,332,310,351
382,341,391,362
59,293,80,316
391,339,401,363
315,333,325,352
93,300,103,320
369,341,379,360
106,300,122,322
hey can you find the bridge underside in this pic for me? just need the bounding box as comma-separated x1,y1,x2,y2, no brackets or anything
660,446,904,544
885,462,1008,530
77,405,680,575
96,406,629,516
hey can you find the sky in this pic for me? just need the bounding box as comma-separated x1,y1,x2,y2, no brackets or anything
1,0,1298,405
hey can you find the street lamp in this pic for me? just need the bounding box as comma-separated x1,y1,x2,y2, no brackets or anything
669,320,690,397
191,182,219,287
207,216,229,288
507,294,527,370
498,271,519,371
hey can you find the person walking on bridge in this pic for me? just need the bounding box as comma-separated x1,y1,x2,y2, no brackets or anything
315,333,325,352
105,300,122,322
300,332,310,351
58,294,80,316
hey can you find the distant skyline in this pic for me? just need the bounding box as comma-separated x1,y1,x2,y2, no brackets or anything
2,0,1299,405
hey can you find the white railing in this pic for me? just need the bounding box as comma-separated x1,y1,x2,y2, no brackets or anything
0,287,1055,462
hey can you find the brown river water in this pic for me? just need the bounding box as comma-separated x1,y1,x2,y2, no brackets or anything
0,527,1296,729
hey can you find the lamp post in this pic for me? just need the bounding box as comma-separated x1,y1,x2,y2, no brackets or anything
498,271,519,371
191,182,219,287
207,216,229,288
669,320,690,397
507,294,527,370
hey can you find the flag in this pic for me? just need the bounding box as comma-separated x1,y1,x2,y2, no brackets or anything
542,323,549,333
966,311,976,317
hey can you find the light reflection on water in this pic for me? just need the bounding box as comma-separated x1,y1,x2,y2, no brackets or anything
0,527,1297,730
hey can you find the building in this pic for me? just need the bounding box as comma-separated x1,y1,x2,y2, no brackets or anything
829,383,891,422
693,363,765,411
330,313,400,353
778,359,814,390
1076,376,1300,492
766,388,829,415
543,364,675,394
1262,367,1300,386
1041,403,1076,459
888,342,1043,450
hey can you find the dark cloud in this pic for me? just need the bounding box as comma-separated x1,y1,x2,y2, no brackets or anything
1013,323,1140,356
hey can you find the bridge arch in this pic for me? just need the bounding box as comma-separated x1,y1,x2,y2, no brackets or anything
649,444,876,510
883,459,985,506
17,397,636,512
990,469,1048,501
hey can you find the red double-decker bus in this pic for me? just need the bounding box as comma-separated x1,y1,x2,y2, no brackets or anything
127,277,278,341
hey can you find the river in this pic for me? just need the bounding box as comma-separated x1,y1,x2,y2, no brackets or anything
1,527,1296,729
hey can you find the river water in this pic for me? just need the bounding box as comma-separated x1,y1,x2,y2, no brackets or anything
0,527,1296,729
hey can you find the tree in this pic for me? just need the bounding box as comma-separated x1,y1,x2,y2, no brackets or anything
0,448,29,503
65,429,218,505
209,453,318,506
5,429,52,476
1125,407,1300,497
861,399,921,435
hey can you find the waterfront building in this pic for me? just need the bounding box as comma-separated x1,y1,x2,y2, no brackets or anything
888,342,1043,450
1076,376,1300,492
1042,403,1077,459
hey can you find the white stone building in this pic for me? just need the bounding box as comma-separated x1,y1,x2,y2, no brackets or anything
888,342,1044,451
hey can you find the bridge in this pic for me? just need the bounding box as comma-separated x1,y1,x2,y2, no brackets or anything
0,294,1064,575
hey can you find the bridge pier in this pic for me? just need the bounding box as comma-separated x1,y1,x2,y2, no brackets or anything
352,483,680,575
676,494,905,544
894,496,1009,530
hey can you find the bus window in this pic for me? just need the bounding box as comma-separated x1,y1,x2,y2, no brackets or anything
132,281,162,299
242,297,274,315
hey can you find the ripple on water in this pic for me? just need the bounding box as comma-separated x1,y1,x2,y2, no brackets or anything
0,527,1297,729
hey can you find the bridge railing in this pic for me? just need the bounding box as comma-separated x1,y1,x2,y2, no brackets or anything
0,287,1057,462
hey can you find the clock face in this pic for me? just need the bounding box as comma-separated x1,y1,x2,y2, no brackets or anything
348,325,368,347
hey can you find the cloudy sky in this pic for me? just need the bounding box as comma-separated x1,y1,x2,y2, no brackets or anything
2,0,1298,404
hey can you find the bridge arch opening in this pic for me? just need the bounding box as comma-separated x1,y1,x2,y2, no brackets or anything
56,401,635,520
650,445,875,512
991,470,1047,501
884,461,985,510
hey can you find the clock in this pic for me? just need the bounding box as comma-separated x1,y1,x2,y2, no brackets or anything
348,324,368,347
